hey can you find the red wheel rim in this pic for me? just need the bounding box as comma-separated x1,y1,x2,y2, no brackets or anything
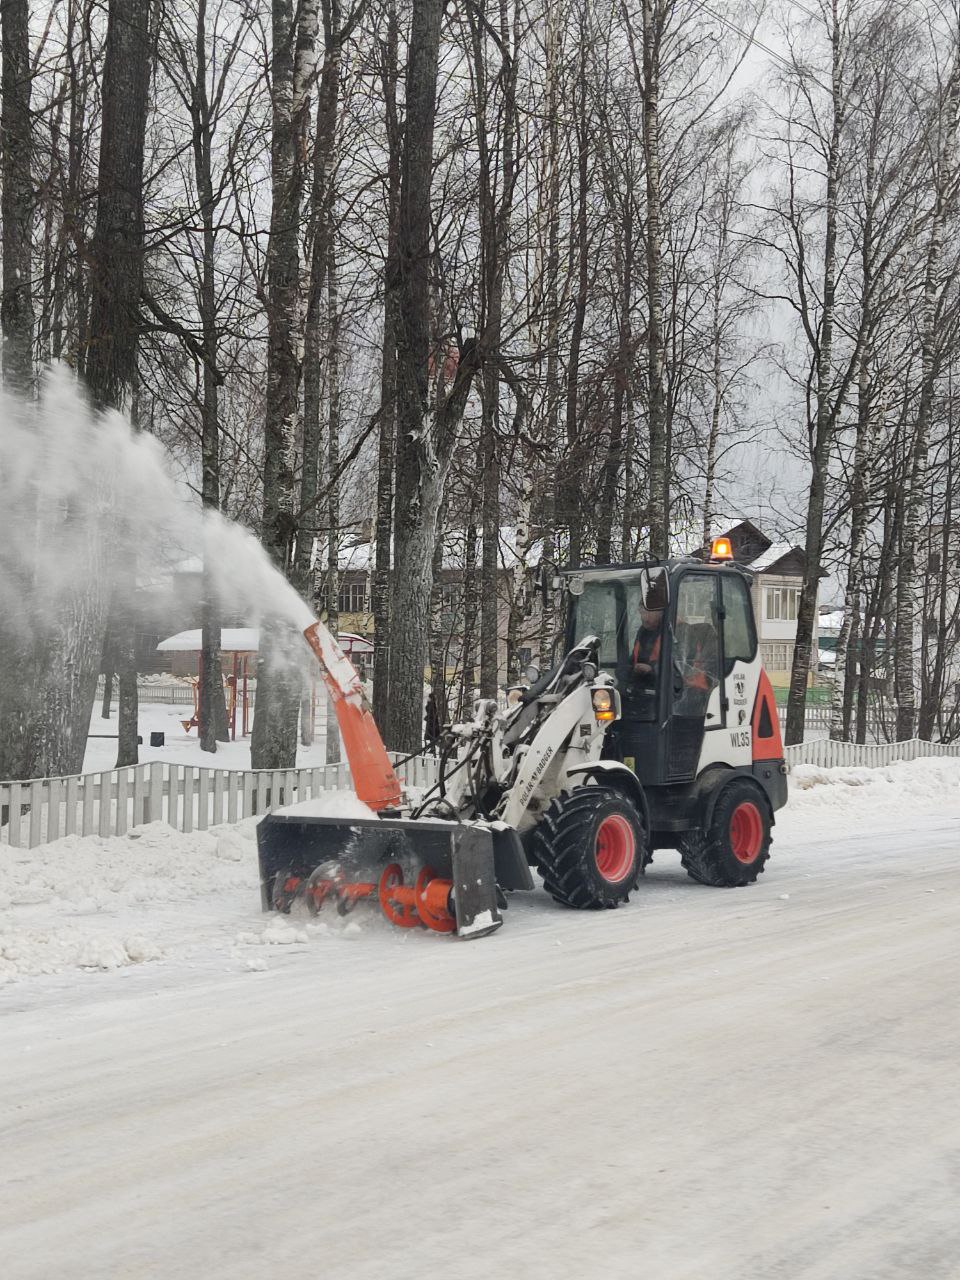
729,802,764,863
595,814,636,883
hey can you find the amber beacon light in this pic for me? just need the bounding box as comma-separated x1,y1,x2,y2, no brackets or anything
710,536,733,561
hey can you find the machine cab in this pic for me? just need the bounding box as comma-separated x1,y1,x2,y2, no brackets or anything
563,561,765,789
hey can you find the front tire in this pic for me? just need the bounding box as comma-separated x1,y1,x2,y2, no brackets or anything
679,777,772,887
531,785,648,909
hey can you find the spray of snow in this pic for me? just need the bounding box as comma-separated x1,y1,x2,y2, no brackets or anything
0,367,315,661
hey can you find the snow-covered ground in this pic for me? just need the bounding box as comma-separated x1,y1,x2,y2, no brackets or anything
82,697,334,773
2,760,959,1278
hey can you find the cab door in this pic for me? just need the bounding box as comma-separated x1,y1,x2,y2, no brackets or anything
666,572,723,781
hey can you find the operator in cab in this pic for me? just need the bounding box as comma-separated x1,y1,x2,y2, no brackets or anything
631,575,667,694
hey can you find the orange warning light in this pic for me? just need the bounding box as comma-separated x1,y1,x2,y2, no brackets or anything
711,536,733,561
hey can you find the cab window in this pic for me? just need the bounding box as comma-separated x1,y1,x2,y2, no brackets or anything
673,575,720,716
721,574,757,671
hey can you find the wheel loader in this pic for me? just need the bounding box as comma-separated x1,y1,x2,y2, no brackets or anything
257,540,787,938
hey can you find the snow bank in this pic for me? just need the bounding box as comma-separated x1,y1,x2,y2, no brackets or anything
780,756,960,836
0,820,260,982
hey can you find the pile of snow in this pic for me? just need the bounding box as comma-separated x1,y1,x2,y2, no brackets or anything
0,788,380,984
275,793,374,820
780,756,960,836
0,819,260,982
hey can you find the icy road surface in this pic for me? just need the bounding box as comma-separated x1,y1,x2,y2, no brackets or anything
2,761,959,1279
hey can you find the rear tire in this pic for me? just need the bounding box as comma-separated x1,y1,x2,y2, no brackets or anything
531,785,648,909
679,777,772,887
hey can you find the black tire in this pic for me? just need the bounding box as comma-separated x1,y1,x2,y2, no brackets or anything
679,777,772,888
531,785,648,909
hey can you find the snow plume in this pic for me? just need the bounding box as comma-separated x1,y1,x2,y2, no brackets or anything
0,366,314,649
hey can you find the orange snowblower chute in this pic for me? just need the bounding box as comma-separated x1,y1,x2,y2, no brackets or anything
301,621,402,811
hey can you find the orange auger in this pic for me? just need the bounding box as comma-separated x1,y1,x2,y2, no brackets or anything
378,863,456,933
273,867,376,916
274,861,456,933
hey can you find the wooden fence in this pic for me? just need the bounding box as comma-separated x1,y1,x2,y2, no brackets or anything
3,737,959,851
0,753,439,850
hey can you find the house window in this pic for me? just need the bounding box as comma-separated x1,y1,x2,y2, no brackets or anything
761,642,791,671
338,581,366,613
765,586,798,622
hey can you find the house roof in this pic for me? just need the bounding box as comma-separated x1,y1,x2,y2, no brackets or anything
747,541,796,571
156,627,373,655
158,628,260,653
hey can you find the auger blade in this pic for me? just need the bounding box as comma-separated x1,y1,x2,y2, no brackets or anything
257,813,529,938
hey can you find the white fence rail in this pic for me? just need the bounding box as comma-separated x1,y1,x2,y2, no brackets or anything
784,737,960,769
4,738,958,850
0,753,439,850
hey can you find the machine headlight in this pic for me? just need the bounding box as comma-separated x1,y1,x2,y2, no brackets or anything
592,688,616,722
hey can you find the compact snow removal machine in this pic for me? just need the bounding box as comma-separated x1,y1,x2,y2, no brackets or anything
257,541,787,937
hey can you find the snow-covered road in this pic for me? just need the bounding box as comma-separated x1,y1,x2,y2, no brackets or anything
2,763,959,1279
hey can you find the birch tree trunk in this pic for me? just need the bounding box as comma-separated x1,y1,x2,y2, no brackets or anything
894,53,960,741
784,0,845,747
470,0,518,697
918,427,953,739
597,178,633,566
192,0,229,752
251,0,320,771
562,41,590,570
460,514,479,713
640,0,668,557
537,0,562,668
830,108,882,743
324,236,342,764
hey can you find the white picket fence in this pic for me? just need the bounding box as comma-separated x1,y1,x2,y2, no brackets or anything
784,737,960,769
0,753,440,850
3,738,958,851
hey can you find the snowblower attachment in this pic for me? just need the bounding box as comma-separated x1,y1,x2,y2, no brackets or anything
257,812,529,938
256,620,531,938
